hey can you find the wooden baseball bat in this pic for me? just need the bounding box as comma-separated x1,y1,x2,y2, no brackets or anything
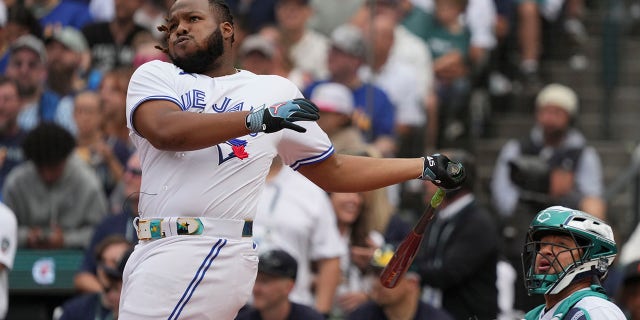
379,188,445,288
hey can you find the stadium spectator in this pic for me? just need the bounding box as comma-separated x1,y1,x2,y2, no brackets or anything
236,249,324,320
303,24,396,157
5,35,75,132
73,91,125,197
0,77,27,199
347,246,455,320
415,149,500,319
81,0,149,72
274,0,329,89
491,83,605,311
54,236,132,320
225,0,278,34
74,152,141,293
44,26,91,98
309,82,368,154
33,0,93,32
98,67,136,165
406,0,497,64
307,0,365,36
253,156,344,316
2,123,107,249
358,15,423,157
403,0,473,148
237,34,277,75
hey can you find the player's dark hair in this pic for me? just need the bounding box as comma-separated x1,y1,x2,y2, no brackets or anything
210,0,234,27
156,0,235,53
22,122,76,167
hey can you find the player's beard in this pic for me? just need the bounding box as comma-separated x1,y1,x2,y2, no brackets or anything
171,28,224,74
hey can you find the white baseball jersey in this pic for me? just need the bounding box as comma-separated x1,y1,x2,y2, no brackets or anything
253,165,345,306
0,202,17,320
126,60,334,221
120,61,334,320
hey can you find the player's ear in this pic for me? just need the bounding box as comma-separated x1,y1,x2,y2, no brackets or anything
220,22,234,41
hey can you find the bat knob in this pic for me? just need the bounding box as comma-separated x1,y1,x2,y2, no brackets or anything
441,161,466,190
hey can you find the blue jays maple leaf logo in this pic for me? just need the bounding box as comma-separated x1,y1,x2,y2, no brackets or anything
217,138,249,164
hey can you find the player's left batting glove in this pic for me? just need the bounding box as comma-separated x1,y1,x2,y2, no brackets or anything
419,153,466,190
246,98,320,133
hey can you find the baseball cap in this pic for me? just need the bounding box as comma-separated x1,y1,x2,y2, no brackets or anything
330,24,366,58
258,249,298,280
239,34,275,58
10,34,47,64
310,82,354,115
536,83,578,116
45,26,88,53
623,260,640,284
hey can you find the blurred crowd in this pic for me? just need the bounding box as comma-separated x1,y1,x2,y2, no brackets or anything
0,0,638,319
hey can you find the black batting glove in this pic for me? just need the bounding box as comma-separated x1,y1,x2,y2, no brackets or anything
246,98,320,133
419,153,466,190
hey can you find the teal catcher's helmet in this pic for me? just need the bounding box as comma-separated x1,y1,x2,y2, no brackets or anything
522,206,617,295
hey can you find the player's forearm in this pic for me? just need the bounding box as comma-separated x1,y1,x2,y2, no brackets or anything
135,108,252,151
300,154,423,193
313,258,341,314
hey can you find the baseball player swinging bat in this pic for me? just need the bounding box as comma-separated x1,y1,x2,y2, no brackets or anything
380,162,464,288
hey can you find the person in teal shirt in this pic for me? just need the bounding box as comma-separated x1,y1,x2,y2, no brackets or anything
402,0,472,148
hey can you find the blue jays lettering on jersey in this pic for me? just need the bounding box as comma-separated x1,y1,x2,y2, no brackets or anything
180,89,207,112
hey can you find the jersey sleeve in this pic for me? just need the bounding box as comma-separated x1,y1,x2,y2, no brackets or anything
275,81,334,170
126,61,184,136
277,122,334,171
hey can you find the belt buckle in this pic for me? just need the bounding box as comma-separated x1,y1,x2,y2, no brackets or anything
176,218,204,236
137,219,164,240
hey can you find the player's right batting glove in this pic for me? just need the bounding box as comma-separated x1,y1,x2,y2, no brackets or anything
419,153,466,190
246,98,320,133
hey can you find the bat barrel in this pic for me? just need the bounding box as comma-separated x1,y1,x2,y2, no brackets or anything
379,231,423,288
378,188,447,288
